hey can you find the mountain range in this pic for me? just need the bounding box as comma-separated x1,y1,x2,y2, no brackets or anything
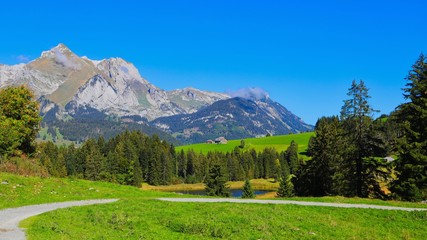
0,44,313,144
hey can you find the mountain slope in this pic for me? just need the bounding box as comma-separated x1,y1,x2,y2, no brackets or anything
152,97,313,143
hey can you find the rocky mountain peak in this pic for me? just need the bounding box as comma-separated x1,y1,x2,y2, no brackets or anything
40,43,73,58
96,57,147,84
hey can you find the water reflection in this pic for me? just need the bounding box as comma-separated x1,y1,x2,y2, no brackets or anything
170,189,272,198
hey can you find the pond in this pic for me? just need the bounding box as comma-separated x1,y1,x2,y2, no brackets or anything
169,189,273,198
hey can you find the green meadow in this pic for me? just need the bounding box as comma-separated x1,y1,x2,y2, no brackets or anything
1,173,427,239
176,132,314,156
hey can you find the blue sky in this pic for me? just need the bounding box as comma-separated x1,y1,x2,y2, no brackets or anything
1,0,426,124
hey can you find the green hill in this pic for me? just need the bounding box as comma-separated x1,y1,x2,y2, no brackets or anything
176,132,314,157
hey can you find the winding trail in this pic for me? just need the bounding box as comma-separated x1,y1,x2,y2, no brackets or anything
0,199,118,240
157,198,427,211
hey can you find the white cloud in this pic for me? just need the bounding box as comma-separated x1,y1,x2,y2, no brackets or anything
53,49,80,70
228,87,269,100
16,55,31,63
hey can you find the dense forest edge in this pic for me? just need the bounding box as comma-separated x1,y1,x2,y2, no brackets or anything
1,54,426,202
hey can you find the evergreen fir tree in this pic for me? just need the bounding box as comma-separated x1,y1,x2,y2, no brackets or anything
273,159,282,182
276,175,295,198
391,54,427,201
286,140,299,174
294,116,343,196
239,139,246,149
276,161,294,197
340,79,377,197
241,179,255,198
132,160,143,187
205,164,230,197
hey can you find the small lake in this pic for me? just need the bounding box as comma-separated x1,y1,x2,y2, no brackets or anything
169,189,273,198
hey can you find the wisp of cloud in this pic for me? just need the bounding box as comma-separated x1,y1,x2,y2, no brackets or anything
54,49,80,70
16,55,31,63
228,87,269,100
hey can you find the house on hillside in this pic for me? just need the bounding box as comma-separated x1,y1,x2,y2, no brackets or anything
214,137,228,144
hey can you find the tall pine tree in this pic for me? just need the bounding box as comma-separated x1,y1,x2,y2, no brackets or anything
286,140,299,174
205,164,230,197
340,79,377,197
294,116,343,196
241,179,255,198
391,54,427,201
276,159,294,197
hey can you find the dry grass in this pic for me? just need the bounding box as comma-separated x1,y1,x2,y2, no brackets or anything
143,178,280,192
256,191,278,199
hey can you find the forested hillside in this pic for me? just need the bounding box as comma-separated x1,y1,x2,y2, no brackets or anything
35,131,303,186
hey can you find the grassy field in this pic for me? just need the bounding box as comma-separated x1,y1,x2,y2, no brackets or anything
176,132,314,156
2,172,427,239
22,196,427,239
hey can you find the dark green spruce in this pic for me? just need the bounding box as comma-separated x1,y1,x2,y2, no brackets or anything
241,179,255,198
276,160,294,197
340,79,378,197
391,54,427,201
205,164,230,197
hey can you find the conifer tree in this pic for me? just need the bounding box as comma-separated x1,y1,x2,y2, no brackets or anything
84,139,104,181
239,139,246,149
56,152,67,177
286,140,299,174
273,158,282,182
294,116,343,196
276,175,294,198
205,164,230,197
132,160,143,187
391,54,427,201
276,161,294,197
340,79,377,197
177,149,186,179
241,179,255,198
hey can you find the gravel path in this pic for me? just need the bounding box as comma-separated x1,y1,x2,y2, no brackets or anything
157,198,427,211
0,199,118,240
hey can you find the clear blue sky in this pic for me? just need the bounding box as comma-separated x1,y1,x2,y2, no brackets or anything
1,0,426,124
